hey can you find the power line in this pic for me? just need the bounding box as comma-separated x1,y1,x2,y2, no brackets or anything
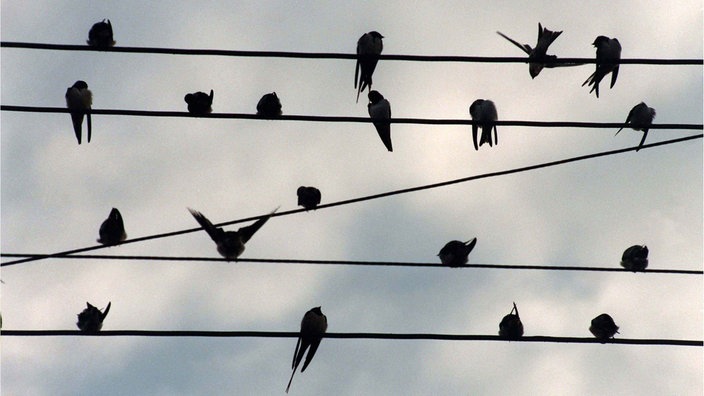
1,253,701,275
2,42,702,65
2,133,701,267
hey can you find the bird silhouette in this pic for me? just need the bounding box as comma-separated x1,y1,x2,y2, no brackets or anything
87,19,115,48
286,306,328,393
65,80,92,144
497,23,572,78
97,208,127,246
256,92,282,118
469,99,498,150
184,90,214,115
438,238,477,267
76,302,111,333
589,313,619,342
367,90,393,151
297,186,322,210
616,102,656,151
620,245,648,272
355,31,384,103
499,302,524,340
582,36,621,97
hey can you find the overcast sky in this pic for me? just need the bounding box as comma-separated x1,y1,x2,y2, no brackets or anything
1,1,702,395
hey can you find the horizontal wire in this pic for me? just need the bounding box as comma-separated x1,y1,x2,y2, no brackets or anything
1,105,702,130
2,42,702,65
1,330,700,346
1,253,701,274
2,133,701,268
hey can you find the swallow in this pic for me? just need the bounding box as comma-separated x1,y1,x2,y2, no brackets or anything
297,186,322,210
286,306,328,393
355,31,384,103
589,313,619,342
367,90,393,151
499,302,524,340
65,80,93,144
76,301,111,333
97,208,127,246
187,207,278,260
620,245,648,272
256,92,282,118
87,19,116,48
469,99,498,150
184,90,214,115
438,238,477,267
497,23,570,78
582,36,621,97
616,102,656,151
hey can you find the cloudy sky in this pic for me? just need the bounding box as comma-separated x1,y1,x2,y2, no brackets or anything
1,1,702,395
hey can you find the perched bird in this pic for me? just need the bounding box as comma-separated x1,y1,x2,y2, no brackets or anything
589,313,619,342
582,36,622,97
297,186,322,210
367,90,393,151
184,90,214,115
438,238,477,267
620,245,649,272
65,80,93,144
188,207,278,260
76,301,111,333
97,208,127,246
616,102,656,151
469,99,498,150
286,306,328,393
499,302,524,340
497,23,566,78
256,92,282,117
87,19,116,48
355,31,384,103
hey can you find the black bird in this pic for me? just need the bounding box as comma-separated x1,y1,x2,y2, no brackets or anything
256,92,282,117
297,186,322,210
438,238,477,267
77,302,111,333
589,313,619,342
188,207,278,260
620,245,648,272
97,208,127,246
469,99,498,150
582,36,621,97
184,90,214,115
616,102,656,151
355,31,384,103
65,80,93,144
367,90,393,151
497,23,568,78
87,19,116,48
286,306,328,393
499,302,524,340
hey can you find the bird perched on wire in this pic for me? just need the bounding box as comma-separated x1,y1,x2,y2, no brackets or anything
297,186,321,210
97,208,127,246
87,19,116,48
367,90,393,152
438,238,477,267
65,80,93,144
469,99,498,150
256,92,282,118
582,36,621,97
589,313,619,342
355,31,384,103
499,302,524,340
184,90,214,115
76,302,111,333
620,245,648,272
497,23,574,78
616,102,656,151
187,207,278,260
286,306,328,393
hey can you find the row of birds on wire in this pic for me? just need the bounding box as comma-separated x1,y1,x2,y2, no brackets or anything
65,20,657,152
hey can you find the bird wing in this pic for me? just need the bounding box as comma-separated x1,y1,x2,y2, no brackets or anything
188,208,223,242
496,31,532,55
301,337,322,372
238,207,278,243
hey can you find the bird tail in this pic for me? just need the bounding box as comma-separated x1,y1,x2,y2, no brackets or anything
86,110,92,143
636,131,648,152
285,368,297,393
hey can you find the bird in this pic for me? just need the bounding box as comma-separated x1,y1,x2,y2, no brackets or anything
589,313,619,342
469,99,498,150
297,186,321,210
582,36,622,97
499,302,524,340
97,208,127,246
616,102,656,151
286,306,328,393
65,80,93,144
76,301,111,333
367,90,393,151
355,31,384,103
184,90,214,115
438,238,477,267
187,207,278,260
86,19,116,48
256,92,282,117
496,23,567,78
620,245,648,272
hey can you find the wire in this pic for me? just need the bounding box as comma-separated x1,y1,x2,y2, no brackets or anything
1,253,701,274
1,106,702,130
2,133,701,267
2,42,702,65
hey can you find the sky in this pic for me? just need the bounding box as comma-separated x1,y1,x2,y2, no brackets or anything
1,1,702,395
